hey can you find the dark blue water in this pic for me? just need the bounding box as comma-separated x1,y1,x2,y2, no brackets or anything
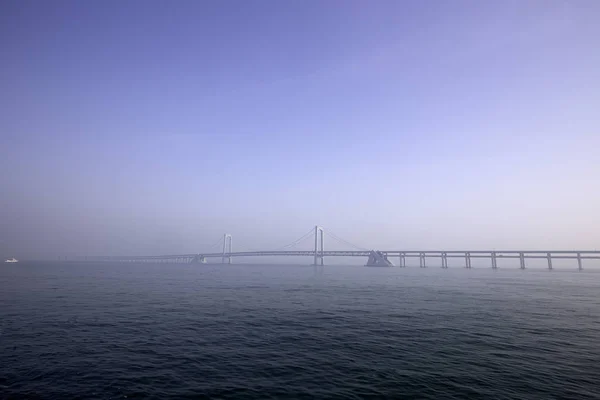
1,263,600,399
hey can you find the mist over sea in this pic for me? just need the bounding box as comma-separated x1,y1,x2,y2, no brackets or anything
2,262,600,399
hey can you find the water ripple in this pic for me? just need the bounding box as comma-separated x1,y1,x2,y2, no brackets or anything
1,263,600,399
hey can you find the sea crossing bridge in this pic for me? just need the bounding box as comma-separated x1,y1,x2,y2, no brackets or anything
80,226,600,270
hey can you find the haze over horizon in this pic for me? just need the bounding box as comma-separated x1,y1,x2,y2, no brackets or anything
1,0,599,259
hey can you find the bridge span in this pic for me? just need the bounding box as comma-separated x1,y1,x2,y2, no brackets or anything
79,226,600,270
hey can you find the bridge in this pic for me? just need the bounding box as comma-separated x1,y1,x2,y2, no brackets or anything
79,226,600,270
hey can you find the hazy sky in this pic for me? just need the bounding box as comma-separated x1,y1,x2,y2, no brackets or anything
1,0,599,258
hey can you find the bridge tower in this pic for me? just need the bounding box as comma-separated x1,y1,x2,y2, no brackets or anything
222,234,232,264
314,226,324,266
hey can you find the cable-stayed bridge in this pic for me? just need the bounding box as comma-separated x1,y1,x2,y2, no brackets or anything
80,226,600,270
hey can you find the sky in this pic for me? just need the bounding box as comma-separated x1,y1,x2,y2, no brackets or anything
1,0,599,259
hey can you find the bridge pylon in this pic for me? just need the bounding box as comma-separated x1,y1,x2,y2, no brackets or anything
314,226,324,265
222,234,232,264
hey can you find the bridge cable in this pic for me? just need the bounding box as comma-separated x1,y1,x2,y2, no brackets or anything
282,230,316,250
273,227,316,251
273,228,315,250
198,236,225,253
323,229,370,251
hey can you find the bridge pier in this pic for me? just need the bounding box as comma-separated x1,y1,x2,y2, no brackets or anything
190,254,207,264
577,252,583,271
365,251,394,267
419,253,426,268
520,252,525,269
465,252,472,268
399,252,406,267
442,252,448,268
547,252,552,270
492,252,497,269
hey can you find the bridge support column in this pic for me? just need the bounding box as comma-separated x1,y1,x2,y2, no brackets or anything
399,253,405,267
222,234,232,264
520,253,525,269
577,252,583,271
547,252,552,270
465,252,471,269
442,252,448,268
492,252,497,269
320,229,324,266
313,226,324,266
419,253,426,268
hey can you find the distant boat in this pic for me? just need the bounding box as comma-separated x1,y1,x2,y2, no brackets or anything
4,258,18,263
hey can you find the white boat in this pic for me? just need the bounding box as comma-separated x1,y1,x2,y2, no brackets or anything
4,258,18,263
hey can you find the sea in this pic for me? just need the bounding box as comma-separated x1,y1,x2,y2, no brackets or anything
1,262,600,399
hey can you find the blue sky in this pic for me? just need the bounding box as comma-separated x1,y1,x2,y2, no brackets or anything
1,1,599,258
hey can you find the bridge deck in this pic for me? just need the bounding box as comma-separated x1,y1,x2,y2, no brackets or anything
81,250,600,261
